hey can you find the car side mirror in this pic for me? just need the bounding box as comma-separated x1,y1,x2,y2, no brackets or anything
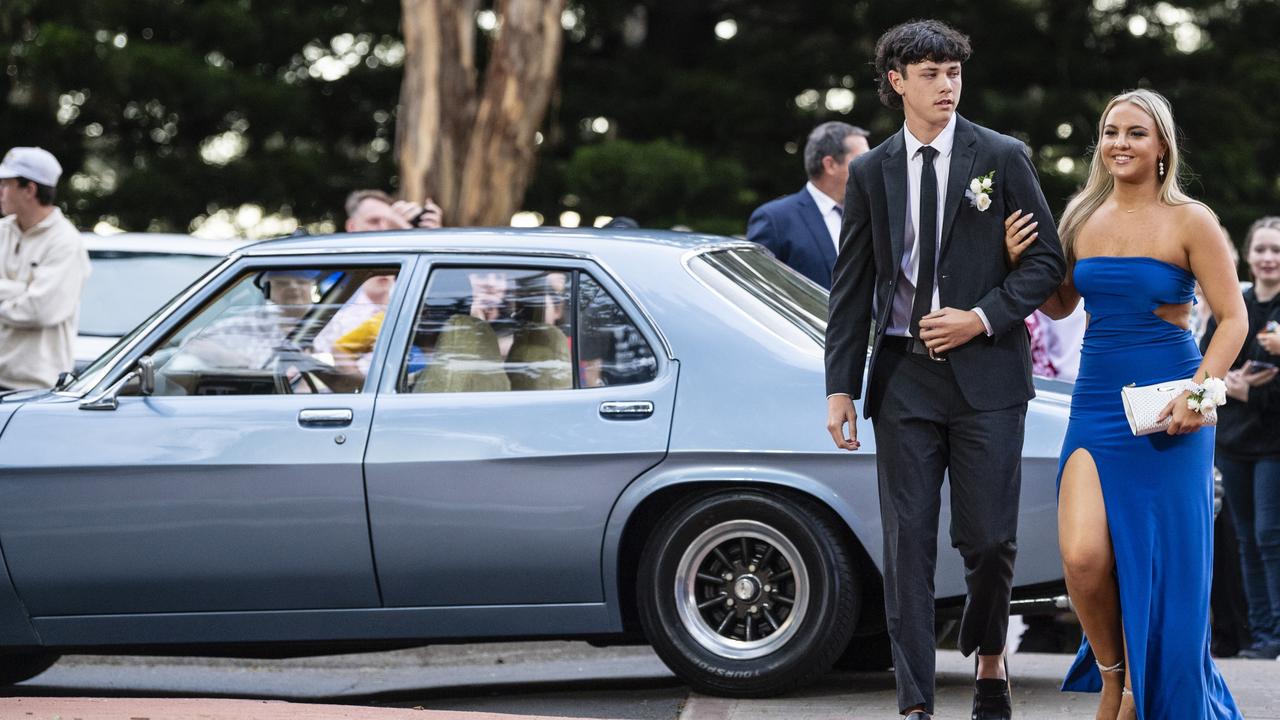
137,355,155,396
78,355,155,411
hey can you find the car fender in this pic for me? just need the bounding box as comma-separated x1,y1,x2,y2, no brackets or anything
0,403,43,646
600,452,884,630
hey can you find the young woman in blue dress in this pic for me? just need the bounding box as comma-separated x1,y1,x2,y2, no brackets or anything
1005,89,1248,719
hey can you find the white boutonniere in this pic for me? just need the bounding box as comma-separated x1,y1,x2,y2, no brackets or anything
965,170,995,212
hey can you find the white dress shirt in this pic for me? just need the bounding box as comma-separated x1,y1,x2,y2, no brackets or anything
804,181,842,252
885,113,991,338
885,114,954,337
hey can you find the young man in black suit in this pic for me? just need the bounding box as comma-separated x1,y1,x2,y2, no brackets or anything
824,20,1065,720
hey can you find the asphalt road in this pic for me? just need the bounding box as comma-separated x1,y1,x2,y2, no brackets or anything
7,641,1279,719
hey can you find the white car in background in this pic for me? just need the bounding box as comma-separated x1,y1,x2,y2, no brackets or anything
77,234,247,370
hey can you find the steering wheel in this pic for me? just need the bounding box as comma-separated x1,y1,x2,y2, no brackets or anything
268,347,336,394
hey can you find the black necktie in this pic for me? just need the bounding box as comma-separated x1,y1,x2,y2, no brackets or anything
910,146,939,338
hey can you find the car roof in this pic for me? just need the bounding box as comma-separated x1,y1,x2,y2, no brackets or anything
239,227,749,264
82,232,250,256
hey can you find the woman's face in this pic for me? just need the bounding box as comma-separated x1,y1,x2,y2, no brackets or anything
1248,227,1280,285
1100,102,1166,184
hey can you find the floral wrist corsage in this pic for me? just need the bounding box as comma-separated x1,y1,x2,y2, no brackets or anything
1187,377,1227,417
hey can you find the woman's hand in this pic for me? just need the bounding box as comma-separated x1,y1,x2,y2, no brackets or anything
1003,209,1038,267
1158,391,1210,435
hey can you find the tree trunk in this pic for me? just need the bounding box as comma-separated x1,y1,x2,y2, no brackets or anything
397,0,478,220
398,0,565,227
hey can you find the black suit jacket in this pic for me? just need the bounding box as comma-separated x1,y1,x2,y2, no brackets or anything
825,115,1066,416
747,189,838,289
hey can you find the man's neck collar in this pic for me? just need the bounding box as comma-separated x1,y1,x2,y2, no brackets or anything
903,112,958,153
806,179,843,206
16,205,55,233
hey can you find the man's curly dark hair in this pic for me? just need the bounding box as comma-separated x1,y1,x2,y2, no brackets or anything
874,20,972,110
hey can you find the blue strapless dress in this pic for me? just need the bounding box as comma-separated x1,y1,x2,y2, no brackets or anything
1058,256,1241,719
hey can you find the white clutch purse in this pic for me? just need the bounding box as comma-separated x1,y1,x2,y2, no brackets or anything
1120,379,1217,436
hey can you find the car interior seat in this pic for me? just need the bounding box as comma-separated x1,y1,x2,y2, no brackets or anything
505,323,571,391
413,314,511,393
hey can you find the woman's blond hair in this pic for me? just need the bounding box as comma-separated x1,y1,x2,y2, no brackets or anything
1058,88,1214,262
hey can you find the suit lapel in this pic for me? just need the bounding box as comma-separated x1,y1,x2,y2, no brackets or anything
881,130,907,269
940,116,978,256
795,190,837,267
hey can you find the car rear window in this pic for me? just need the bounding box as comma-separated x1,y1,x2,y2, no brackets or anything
688,247,827,346
81,252,223,336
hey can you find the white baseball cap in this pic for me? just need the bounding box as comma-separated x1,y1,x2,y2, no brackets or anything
0,147,63,187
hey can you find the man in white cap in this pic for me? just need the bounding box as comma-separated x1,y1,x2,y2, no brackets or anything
0,147,90,390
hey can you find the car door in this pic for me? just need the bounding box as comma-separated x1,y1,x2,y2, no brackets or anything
365,256,678,607
0,256,413,616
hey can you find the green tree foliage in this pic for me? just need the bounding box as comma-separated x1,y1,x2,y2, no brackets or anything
538,0,1280,247
0,0,406,233
3,0,1278,250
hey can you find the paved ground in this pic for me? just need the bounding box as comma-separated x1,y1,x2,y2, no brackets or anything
5,644,1278,719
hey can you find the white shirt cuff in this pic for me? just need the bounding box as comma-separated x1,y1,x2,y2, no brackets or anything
827,393,852,399
972,307,994,336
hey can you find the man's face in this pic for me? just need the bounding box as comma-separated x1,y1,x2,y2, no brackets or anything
267,275,318,313
346,198,411,232
829,134,871,191
892,60,962,127
0,178,32,217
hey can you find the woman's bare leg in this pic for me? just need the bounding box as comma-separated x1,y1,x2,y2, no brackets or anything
1060,449,1126,720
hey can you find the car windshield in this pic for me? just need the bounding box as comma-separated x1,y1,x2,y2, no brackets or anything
688,246,828,346
81,252,224,336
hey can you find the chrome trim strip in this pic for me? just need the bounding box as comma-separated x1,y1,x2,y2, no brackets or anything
244,246,594,260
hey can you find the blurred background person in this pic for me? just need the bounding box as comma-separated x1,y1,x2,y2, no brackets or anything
0,147,89,391
345,189,442,232
747,121,869,289
1202,216,1280,659
314,274,396,375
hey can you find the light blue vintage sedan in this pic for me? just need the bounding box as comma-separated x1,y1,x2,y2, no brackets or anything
0,229,1070,695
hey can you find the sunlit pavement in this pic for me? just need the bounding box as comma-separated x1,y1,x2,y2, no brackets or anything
4,644,1277,720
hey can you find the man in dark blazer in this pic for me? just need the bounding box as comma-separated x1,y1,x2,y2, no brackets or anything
824,21,1065,720
748,122,870,289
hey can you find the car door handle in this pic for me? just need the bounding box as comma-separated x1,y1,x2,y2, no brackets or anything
298,408,353,427
599,401,654,420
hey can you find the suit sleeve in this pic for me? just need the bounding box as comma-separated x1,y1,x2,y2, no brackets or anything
825,162,875,397
973,144,1067,336
747,206,787,263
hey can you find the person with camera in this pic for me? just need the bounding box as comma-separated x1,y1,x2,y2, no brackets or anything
1202,216,1280,659
344,189,442,232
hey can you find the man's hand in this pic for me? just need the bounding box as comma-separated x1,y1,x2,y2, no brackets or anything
918,308,985,354
1257,329,1280,355
826,395,861,451
391,198,443,229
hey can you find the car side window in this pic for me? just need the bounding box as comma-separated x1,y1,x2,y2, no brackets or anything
402,267,574,393
134,266,400,396
577,273,657,387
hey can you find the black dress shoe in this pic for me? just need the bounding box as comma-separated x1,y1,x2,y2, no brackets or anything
905,712,931,720
972,677,1012,720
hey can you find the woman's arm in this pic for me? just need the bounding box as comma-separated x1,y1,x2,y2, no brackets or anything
1187,206,1248,382
1003,209,1081,319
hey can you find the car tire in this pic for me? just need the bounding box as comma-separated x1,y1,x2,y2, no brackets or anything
0,652,59,686
834,630,893,671
637,489,859,697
